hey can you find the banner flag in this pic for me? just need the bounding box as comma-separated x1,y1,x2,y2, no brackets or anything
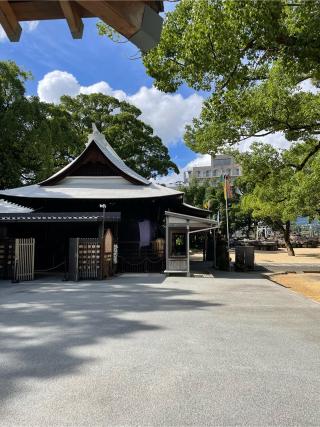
224,175,232,200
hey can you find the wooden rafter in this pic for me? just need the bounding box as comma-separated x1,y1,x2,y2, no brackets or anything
1,1,163,49
60,0,84,39
0,1,21,42
76,0,144,38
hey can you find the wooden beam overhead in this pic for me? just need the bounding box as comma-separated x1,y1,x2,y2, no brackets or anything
76,0,144,38
2,1,163,50
0,1,21,42
60,1,84,39
10,1,93,21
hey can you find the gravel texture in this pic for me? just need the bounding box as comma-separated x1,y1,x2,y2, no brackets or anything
0,273,320,426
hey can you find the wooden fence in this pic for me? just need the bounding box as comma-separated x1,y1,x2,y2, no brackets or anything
69,238,101,281
13,238,35,281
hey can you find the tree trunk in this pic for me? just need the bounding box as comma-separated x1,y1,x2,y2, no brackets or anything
283,220,295,256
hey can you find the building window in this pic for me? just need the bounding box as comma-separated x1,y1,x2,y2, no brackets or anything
212,158,232,166
197,171,201,177
206,170,210,177
170,232,187,257
235,168,240,175
213,169,217,176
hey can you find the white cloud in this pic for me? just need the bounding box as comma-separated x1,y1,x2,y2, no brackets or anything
38,71,80,104
297,78,320,95
0,21,39,42
37,69,300,175
156,154,211,185
37,70,203,145
238,131,291,152
80,81,127,101
128,87,203,144
24,21,39,32
185,154,211,168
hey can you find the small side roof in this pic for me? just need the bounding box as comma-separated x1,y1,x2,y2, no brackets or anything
0,199,33,213
165,211,218,229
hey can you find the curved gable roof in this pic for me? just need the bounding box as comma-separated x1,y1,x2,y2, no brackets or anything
40,125,150,186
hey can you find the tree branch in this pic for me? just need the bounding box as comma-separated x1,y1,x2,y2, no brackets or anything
288,140,320,171
238,130,274,142
207,33,216,61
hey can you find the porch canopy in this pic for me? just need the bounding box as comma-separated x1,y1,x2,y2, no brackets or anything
165,211,218,275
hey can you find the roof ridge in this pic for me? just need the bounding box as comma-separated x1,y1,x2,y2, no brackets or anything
39,125,150,186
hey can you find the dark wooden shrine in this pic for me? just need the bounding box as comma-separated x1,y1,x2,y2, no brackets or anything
0,126,209,279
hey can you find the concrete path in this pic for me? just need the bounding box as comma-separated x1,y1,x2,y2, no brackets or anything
0,273,320,426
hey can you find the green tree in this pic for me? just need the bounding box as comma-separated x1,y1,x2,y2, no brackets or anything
144,1,320,164
143,0,320,247
0,61,79,189
60,93,179,179
144,0,320,93
178,177,218,209
234,143,320,255
185,61,320,157
0,61,178,189
177,177,253,238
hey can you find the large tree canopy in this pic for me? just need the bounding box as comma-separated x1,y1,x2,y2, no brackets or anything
143,0,320,251
234,142,320,255
144,0,320,162
60,93,179,179
144,0,320,93
0,61,79,189
0,61,178,189
185,61,320,155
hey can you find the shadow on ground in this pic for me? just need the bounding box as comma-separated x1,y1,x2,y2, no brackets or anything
0,275,221,404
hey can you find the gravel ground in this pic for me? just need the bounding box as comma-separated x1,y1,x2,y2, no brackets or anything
232,247,320,265
271,272,320,303
0,273,320,426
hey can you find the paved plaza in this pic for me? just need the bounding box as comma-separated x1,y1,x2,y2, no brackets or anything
0,273,320,426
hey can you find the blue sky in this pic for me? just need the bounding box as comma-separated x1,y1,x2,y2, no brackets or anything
0,7,210,182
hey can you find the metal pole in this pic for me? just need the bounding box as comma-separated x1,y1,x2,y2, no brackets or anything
225,175,230,249
213,229,217,269
186,221,190,277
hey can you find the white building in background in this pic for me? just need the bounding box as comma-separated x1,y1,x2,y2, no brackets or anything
184,154,241,185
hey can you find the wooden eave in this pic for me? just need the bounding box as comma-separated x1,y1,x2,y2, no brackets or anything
0,211,121,223
0,1,163,46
